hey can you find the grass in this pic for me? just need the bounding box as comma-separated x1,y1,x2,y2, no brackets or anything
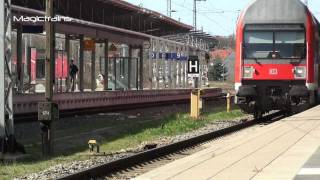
0,107,245,179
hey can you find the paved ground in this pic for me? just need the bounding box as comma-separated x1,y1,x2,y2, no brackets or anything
294,147,320,180
135,106,320,180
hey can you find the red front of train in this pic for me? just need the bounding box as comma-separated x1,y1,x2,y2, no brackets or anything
234,0,320,118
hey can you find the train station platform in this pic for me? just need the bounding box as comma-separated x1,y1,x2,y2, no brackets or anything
135,105,320,180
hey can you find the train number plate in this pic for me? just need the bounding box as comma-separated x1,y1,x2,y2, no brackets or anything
269,68,278,75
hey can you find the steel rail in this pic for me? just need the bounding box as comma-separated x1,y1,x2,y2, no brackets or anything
56,111,284,180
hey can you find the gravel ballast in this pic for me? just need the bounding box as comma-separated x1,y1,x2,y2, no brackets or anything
17,115,251,180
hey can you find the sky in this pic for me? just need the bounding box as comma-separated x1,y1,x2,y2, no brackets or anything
125,0,320,36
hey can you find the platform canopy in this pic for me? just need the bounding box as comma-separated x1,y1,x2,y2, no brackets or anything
12,0,193,45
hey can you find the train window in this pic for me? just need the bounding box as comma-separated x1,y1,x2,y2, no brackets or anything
244,31,305,59
245,32,273,44
244,32,273,59
36,58,45,79
275,31,305,59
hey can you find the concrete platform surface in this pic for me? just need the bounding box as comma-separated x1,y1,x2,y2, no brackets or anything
294,147,320,180
135,106,320,180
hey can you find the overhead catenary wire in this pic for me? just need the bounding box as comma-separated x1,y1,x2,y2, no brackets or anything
206,1,238,24
206,0,239,34
171,1,233,34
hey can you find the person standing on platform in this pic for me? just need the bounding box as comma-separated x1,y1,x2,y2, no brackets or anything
69,59,78,92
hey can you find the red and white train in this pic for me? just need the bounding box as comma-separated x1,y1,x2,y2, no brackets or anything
29,49,68,81
235,0,320,118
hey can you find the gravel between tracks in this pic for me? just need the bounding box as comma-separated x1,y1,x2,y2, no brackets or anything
17,115,251,180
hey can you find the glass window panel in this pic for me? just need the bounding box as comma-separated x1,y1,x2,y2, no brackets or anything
244,31,273,59
275,31,304,44
244,30,306,59
245,32,273,44
274,44,305,58
275,31,305,58
245,44,273,59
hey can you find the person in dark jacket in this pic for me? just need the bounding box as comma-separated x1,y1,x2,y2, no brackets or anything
69,59,78,91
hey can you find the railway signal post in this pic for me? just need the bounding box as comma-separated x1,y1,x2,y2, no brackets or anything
190,89,199,119
226,93,231,112
188,55,202,118
38,0,59,157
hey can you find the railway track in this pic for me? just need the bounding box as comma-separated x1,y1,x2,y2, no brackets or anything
14,99,193,124
15,90,226,124
14,88,226,124
56,111,285,180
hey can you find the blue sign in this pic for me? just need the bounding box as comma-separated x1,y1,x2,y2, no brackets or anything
172,53,178,60
158,52,188,61
177,53,181,60
165,53,172,60
159,52,165,59
150,52,187,60
152,52,156,59
180,56,188,61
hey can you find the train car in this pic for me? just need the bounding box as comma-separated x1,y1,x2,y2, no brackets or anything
30,49,68,82
234,0,320,118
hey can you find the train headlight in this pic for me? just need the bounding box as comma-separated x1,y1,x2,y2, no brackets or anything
243,66,254,79
294,66,306,79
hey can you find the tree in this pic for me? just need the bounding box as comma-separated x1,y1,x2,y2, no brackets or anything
208,58,228,81
214,35,235,50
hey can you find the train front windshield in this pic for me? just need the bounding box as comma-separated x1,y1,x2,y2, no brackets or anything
244,31,305,59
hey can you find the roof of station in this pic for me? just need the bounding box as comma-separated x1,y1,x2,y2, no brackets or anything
162,30,218,50
12,0,193,37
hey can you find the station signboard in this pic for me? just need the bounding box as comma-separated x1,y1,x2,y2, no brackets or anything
83,39,95,51
188,55,200,77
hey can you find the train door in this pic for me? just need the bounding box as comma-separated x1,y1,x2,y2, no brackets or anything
24,47,37,93
34,49,46,92
55,50,68,92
